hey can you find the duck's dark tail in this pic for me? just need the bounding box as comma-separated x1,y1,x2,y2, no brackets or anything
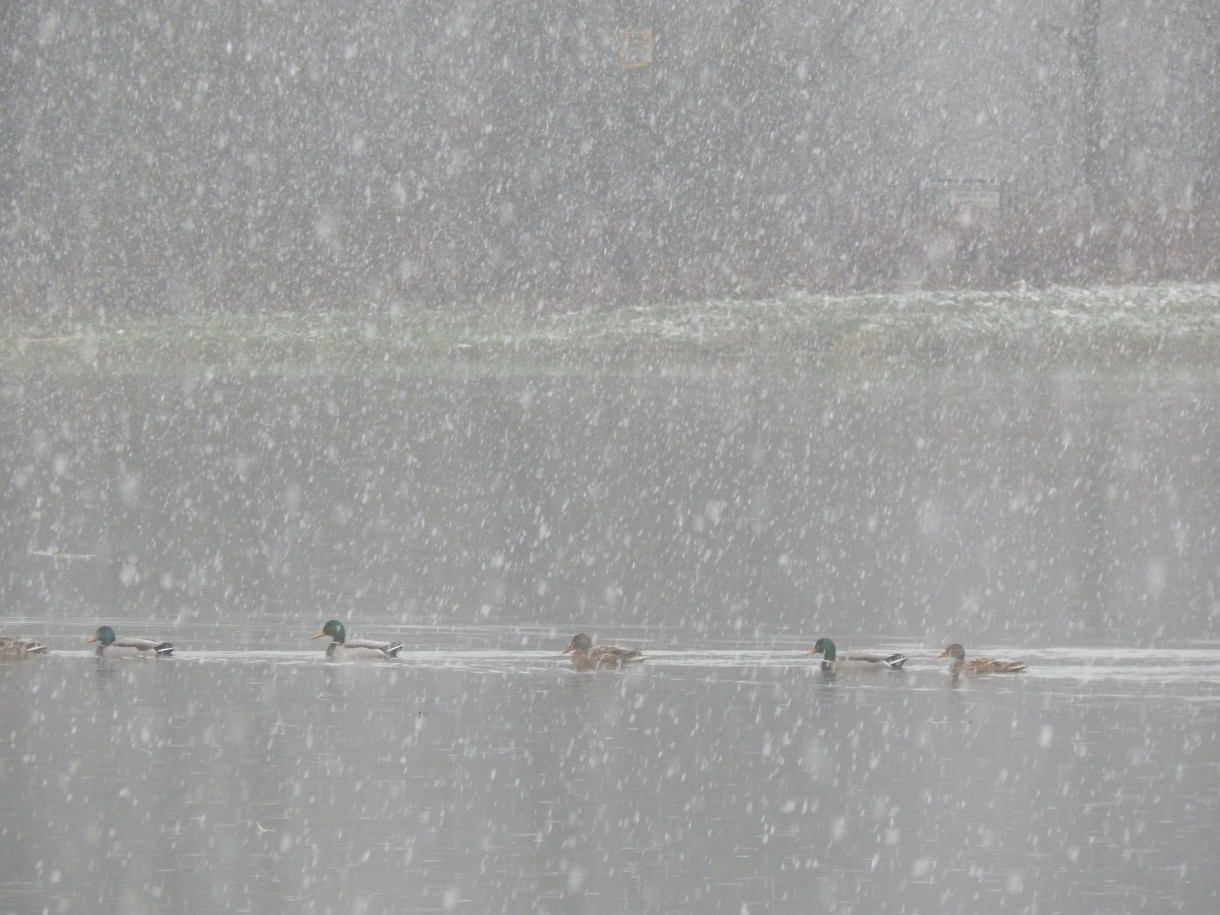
154,643,175,657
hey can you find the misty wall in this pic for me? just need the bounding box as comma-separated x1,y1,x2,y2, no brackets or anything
3,0,1218,314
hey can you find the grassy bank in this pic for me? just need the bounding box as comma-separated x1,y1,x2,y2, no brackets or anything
4,284,1220,377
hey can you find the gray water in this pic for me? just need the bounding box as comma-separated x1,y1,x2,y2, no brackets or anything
4,647,1220,914
3,339,1220,912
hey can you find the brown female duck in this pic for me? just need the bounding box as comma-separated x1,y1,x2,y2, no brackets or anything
0,635,50,660
562,633,645,670
937,643,1027,675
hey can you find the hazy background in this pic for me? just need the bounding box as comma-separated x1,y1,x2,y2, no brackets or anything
5,0,1219,313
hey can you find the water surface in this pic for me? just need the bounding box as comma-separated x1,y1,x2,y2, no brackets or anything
3,644,1218,913
4,367,1218,647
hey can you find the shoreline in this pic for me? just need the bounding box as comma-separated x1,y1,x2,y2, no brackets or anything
4,282,1220,378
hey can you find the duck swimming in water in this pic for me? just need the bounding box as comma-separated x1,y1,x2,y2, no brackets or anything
86,625,174,658
312,620,403,659
562,633,645,670
806,638,907,672
937,643,1027,676
0,635,50,660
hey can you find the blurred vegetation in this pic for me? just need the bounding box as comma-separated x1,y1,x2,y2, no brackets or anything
4,1,1218,315
4,285,1219,378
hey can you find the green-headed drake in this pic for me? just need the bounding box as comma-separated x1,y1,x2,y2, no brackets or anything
562,633,646,670
86,625,174,658
937,643,1027,676
1,635,50,660
312,620,403,659
806,637,907,672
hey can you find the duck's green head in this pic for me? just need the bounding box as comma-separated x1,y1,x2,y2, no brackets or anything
87,625,117,646
807,637,836,660
313,620,346,643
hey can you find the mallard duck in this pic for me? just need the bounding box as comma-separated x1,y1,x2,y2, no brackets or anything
806,637,907,672
937,643,1027,675
562,633,645,670
86,625,174,658
0,635,50,659
312,619,403,659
